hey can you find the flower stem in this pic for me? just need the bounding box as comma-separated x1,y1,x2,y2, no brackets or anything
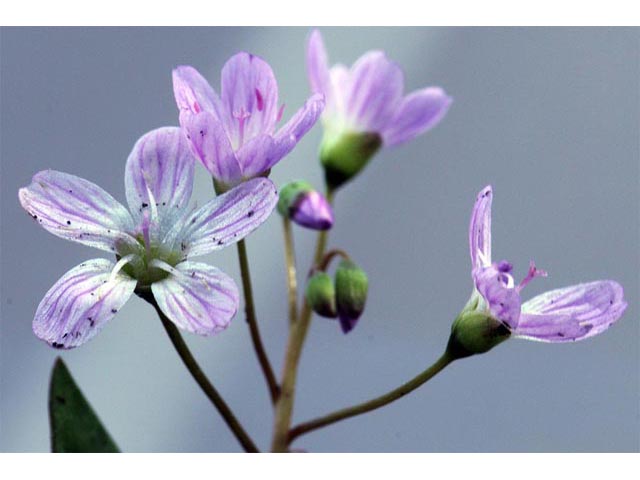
236,239,280,404
316,248,350,272
270,301,312,452
312,230,329,272
288,351,455,444
282,218,298,326
141,292,259,453
271,194,335,452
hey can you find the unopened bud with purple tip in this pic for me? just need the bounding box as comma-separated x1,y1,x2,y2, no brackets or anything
335,259,369,334
278,180,334,231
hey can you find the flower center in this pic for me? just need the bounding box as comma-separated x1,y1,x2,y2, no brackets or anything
116,235,182,287
114,204,182,287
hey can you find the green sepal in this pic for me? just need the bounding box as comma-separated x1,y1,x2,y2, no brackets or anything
446,311,511,360
320,130,382,190
306,271,338,318
212,168,272,195
277,180,314,217
335,259,369,319
49,357,120,453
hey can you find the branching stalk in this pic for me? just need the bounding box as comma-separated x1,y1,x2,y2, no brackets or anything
140,291,259,453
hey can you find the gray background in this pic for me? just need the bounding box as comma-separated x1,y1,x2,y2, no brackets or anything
1,27,638,452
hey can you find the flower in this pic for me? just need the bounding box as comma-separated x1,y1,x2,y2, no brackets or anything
173,53,325,191
307,29,453,189
456,185,627,352
277,180,334,231
19,127,278,349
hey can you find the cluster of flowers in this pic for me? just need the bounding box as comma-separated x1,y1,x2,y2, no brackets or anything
20,30,626,353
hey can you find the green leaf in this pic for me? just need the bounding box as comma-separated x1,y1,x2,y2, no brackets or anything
48,357,120,452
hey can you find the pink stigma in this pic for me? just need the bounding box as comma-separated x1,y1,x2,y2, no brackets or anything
277,104,285,122
517,261,547,293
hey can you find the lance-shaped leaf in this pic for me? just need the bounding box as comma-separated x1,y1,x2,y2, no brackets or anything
48,357,120,452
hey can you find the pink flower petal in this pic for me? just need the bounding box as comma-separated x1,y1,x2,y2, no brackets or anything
382,87,452,146
183,111,241,184
271,93,325,165
469,185,493,270
33,258,136,349
19,170,136,254
516,281,627,342
151,261,239,336
173,65,223,122
168,177,278,258
220,52,280,145
345,51,404,132
307,29,333,109
124,127,194,235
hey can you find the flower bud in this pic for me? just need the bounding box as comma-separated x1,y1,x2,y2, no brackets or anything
305,271,337,318
278,180,334,231
446,292,511,359
335,259,369,333
320,130,382,191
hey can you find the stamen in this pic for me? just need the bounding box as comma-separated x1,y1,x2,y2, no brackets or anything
163,202,198,254
149,259,179,276
141,208,151,259
497,271,515,289
138,174,160,257
255,88,264,111
233,107,251,148
517,260,548,293
109,254,137,283
277,104,285,123
496,260,513,273
181,87,201,114
145,185,160,229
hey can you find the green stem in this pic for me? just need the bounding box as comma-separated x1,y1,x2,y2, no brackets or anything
269,301,311,452
282,218,298,326
288,351,455,444
312,230,329,272
236,239,280,404
141,292,259,453
271,202,335,452
316,248,350,272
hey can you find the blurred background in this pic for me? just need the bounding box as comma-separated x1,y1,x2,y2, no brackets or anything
1,27,638,452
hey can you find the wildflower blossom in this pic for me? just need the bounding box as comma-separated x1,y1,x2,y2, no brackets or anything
455,185,627,353
173,53,325,191
19,127,278,348
307,29,452,189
